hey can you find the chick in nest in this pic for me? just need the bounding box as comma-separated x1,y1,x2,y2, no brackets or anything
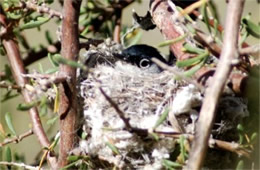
77,39,204,169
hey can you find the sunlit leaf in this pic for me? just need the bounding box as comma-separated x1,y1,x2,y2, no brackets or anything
182,43,206,54
158,34,187,47
176,51,208,68
53,84,59,113
242,18,260,38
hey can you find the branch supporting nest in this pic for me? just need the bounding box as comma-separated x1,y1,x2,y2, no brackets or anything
186,0,246,169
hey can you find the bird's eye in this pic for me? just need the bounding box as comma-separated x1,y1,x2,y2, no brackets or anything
139,58,150,68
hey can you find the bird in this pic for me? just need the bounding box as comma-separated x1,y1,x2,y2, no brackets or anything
114,44,168,73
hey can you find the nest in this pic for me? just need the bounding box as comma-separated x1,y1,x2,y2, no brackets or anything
27,40,249,169
74,40,248,169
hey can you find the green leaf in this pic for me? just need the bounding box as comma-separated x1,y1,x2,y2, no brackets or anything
52,54,87,70
19,16,51,30
67,155,81,162
5,112,16,136
17,100,38,111
61,161,78,170
53,84,59,113
47,116,59,126
162,159,182,169
153,108,169,129
106,142,120,155
237,124,244,131
179,135,186,163
242,18,260,38
45,67,59,74
183,60,205,77
39,96,48,117
250,132,258,144
176,51,209,68
182,43,206,54
5,146,12,162
202,2,211,34
45,30,53,44
1,91,19,102
150,132,159,141
158,34,187,47
236,160,244,170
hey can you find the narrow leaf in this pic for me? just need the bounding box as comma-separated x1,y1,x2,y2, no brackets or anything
17,101,38,111
242,18,260,38
153,108,169,129
236,160,244,170
176,51,208,68
106,142,120,155
158,34,187,47
19,17,51,30
53,84,59,113
53,54,87,70
202,2,211,33
162,159,182,168
5,146,12,162
5,112,16,136
182,43,206,54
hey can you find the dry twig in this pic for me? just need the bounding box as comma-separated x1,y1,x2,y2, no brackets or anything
0,161,40,170
0,129,33,147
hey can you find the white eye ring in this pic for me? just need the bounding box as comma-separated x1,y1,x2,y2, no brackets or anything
139,58,150,68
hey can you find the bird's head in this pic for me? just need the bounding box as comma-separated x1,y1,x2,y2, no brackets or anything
115,44,168,73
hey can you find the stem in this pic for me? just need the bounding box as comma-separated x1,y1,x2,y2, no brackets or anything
185,0,245,169
0,6,58,169
58,0,81,168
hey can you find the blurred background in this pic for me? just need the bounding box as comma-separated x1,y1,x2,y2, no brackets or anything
0,0,259,166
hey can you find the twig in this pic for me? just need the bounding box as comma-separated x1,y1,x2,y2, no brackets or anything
99,87,132,131
185,1,245,169
18,1,62,19
0,7,58,169
0,129,33,147
0,81,21,90
151,58,204,91
155,131,250,158
0,161,40,170
58,0,81,168
23,41,61,66
239,44,260,56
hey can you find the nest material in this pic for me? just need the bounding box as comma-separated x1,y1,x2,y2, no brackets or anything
76,40,203,169
74,40,250,169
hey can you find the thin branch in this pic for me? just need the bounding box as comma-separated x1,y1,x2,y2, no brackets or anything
0,129,33,147
23,41,61,67
0,81,21,90
0,162,40,170
185,1,245,169
155,131,250,158
239,44,260,56
6,1,63,19
0,7,58,169
58,0,81,168
99,87,133,131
